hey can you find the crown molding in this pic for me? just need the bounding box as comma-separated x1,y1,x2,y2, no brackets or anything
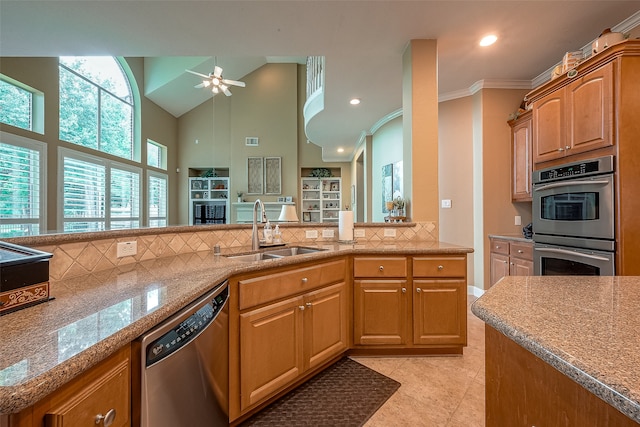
533,10,640,89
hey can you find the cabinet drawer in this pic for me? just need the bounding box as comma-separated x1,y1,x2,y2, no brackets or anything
490,239,510,255
510,242,533,260
353,257,407,278
239,259,346,310
413,256,466,278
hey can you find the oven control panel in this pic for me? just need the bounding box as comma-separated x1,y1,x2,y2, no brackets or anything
533,155,614,184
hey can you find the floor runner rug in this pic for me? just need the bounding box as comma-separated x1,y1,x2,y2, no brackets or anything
241,357,401,426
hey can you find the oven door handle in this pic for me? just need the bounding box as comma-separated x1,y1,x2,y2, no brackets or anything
535,247,611,261
533,179,610,192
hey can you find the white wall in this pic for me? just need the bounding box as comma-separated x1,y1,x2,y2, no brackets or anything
371,116,403,222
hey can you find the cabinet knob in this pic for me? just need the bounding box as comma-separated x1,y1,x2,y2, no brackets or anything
95,409,116,426
437,265,444,270
558,147,564,152
518,249,523,253
379,265,384,271
510,262,514,266
298,305,305,311
503,260,508,264
301,277,308,283
416,288,422,293
306,302,312,308
565,145,570,150
495,245,500,249
401,287,406,293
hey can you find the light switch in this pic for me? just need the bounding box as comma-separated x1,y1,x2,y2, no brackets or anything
305,230,318,239
383,228,396,237
322,229,335,238
441,199,452,208
515,215,522,226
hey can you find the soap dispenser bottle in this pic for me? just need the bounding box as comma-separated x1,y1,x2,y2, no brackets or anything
273,224,282,244
263,221,273,244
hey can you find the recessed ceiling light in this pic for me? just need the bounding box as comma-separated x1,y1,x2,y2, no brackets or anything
350,98,361,105
480,35,498,47
337,148,344,153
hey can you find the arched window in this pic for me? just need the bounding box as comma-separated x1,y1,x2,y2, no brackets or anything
59,57,134,160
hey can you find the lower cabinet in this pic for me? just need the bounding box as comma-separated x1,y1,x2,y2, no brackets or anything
353,255,467,349
8,345,131,427
489,237,534,287
234,259,348,416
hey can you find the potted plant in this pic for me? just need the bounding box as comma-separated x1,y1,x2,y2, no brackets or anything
393,196,405,217
237,191,243,203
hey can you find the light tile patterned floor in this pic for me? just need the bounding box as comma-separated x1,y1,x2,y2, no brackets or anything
353,297,485,427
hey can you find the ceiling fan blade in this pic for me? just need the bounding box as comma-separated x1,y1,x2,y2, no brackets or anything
185,69,210,79
194,83,206,88
222,79,246,88
213,66,223,78
221,86,232,96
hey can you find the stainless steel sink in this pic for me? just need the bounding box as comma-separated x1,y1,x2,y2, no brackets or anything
227,246,325,262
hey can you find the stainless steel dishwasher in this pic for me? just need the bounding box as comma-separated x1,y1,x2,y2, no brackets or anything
138,281,229,427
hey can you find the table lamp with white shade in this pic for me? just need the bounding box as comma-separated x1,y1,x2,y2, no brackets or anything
278,204,299,222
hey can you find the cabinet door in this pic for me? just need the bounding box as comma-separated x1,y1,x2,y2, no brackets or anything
353,280,408,345
510,258,534,276
239,295,304,411
490,253,510,287
40,345,131,427
303,282,348,370
566,62,613,155
533,90,565,163
511,113,532,201
413,279,467,345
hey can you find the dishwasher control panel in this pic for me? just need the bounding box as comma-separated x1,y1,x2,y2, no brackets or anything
145,286,229,366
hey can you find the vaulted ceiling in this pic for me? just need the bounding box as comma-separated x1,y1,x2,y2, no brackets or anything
1,1,638,161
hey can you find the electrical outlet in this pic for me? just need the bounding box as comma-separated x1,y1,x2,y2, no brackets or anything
322,229,335,238
515,215,522,226
305,230,318,239
354,229,365,238
383,228,396,237
441,199,452,208
117,241,137,258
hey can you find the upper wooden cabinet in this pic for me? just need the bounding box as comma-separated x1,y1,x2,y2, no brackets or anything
532,62,613,164
509,110,533,201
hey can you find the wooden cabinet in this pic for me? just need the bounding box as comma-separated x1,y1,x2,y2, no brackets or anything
509,110,532,201
412,257,467,346
353,256,467,350
235,260,348,415
489,237,533,287
8,345,131,427
532,62,613,164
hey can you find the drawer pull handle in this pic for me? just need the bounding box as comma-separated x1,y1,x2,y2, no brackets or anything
379,265,384,271
95,409,116,426
401,287,406,293
301,277,308,283
437,265,444,270
416,288,422,293
503,260,508,264
306,302,312,308
495,245,500,249
518,249,523,253
298,305,305,311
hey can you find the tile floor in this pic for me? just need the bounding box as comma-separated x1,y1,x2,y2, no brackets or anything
353,296,485,427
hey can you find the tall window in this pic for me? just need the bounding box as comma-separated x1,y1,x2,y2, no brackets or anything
148,171,168,227
0,132,46,237
59,57,134,160
59,148,140,232
0,76,44,134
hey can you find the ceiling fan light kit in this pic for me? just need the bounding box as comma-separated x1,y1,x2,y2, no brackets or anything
185,65,246,96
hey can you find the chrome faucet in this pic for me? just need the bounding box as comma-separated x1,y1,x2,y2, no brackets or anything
252,199,267,250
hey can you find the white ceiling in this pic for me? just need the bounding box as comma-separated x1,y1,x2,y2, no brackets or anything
1,1,638,161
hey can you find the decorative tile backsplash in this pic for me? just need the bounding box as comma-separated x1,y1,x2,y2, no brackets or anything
25,223,437,281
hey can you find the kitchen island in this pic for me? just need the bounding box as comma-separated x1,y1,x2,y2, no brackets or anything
0,238,471,425
472,276,640,425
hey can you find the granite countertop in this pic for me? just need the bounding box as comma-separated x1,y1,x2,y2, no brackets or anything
472,276,640,423
0,240,472,415
487,233,532,243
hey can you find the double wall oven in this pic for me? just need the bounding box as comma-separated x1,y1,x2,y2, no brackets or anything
532,155,615,276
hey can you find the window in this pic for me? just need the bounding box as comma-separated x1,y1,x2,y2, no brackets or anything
147,139,167,170
59,57,134,160
59,147,141,232
148,171,168,227
0,75,44,134
0,132,46,237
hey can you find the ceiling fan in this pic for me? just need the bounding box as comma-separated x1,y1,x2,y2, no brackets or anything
185,66,246,96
